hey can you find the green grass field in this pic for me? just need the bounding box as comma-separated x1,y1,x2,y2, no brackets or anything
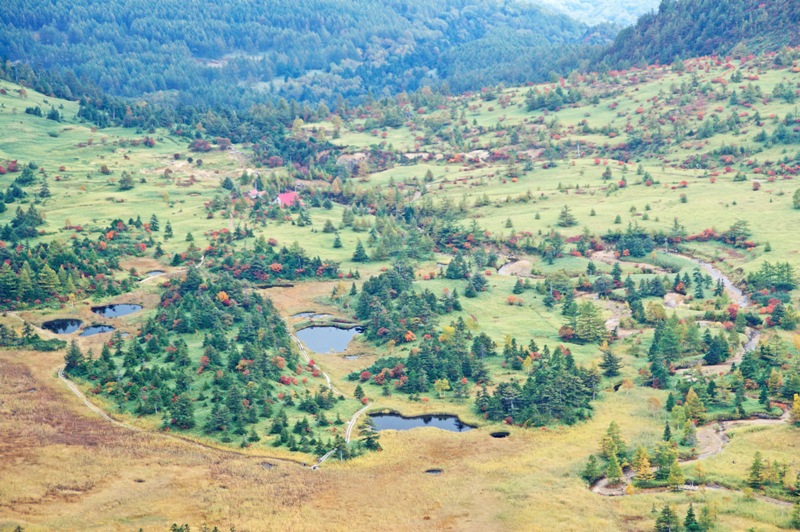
0,51,799,530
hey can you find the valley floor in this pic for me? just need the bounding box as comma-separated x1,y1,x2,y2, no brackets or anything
1,347,795,531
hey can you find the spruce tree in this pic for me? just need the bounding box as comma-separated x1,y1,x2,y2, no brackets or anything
352,239,369,262
655,505,680,532
0,263,18,299
556,205,578,227
37,264,61,296
581,454,601,485
170,394,196,429
599,351,622,378
64,340,85,375
684,504,701,532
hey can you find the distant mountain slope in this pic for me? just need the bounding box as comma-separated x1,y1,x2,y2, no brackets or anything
0,0,609,106
530,0,659,26
599,0,800,68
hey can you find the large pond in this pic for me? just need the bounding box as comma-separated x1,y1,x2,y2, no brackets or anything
42,319,82,334
91,304,143,318
80,325,116,337
368,413,475,433
295,326,363,353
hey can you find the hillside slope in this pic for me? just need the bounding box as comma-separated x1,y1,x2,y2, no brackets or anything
0,0,607,106
600,0,800,68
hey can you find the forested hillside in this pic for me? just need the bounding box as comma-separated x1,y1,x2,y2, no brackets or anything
600,0,800,68
532,0,659,26
0,0,608,106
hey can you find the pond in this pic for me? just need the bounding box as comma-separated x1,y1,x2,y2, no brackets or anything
146,270,164,276
91,304,143,318
80,325,116,337
295,326,363,353
368,413,474,433
42,319,82,334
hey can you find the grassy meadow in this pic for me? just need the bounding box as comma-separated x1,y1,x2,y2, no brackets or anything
0,51,799,530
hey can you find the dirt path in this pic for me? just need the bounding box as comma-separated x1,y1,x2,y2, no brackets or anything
56,364,313,467
344,403,372,444
591,409,791,502
138,255,205,284
291,332,343,396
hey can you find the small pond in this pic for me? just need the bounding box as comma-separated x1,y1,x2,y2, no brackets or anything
368,413,474,433
42,319,82,334
490,431,510,439
80,325,116,337
91,304,143,318
295,326,363,353
146,270,164,276
425,469,444,475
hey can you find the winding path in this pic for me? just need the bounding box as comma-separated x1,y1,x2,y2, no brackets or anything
591,409,791,502
139,255,205,284
588,251,797,505
290,332,343,396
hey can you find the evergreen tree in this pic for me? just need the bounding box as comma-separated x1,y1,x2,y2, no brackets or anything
581,454,602,485
599,350,622,378
684,504,701,532
605,453,623,485
790,502,800,530
601,421,626,461
556,205,578,227
149,214,160,231
654,505,679,532
352,239,369,262
574,301,605,344
512,278,525,294
170,394,195,429
748,451,765,487
64,339,85,375
164,221,173,239
37,264,60,296
0,263,18,300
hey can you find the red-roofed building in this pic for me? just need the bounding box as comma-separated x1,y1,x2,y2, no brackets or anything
274,191,302,208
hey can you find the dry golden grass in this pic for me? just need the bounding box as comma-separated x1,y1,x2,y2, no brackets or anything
0,348,793,531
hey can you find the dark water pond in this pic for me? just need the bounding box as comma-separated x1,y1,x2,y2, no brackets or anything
368,413,474,433
425,469,444,475
295,326,363,353
490,431,510,439
91,304,143,318
146,270,164,276
80,325,116,337
42,319,82,334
